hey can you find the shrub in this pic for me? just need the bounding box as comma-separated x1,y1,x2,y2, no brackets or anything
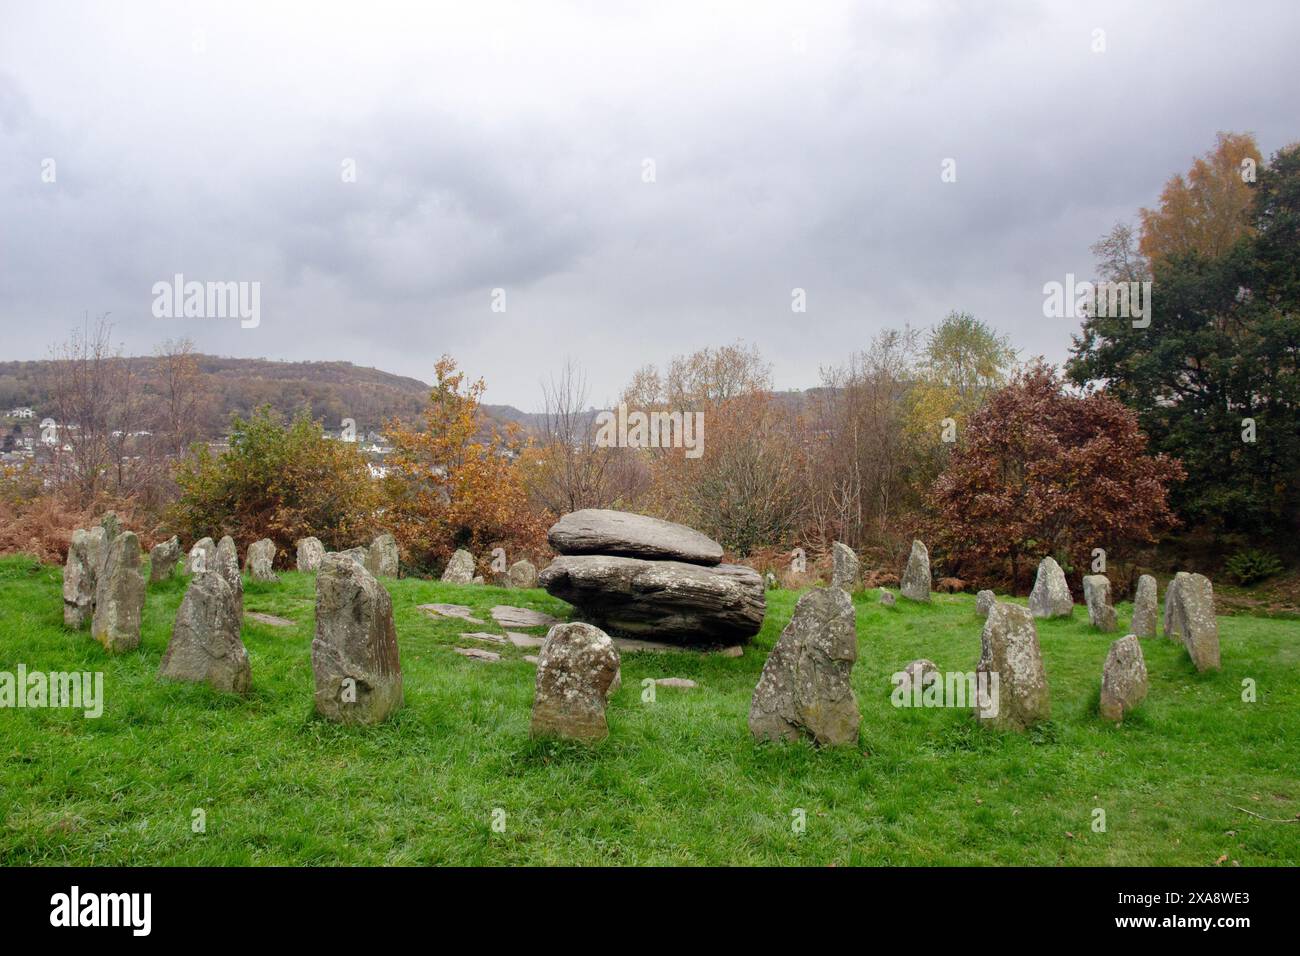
1224,549,1284,585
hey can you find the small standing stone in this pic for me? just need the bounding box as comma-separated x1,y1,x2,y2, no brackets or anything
186,537,217,575
831,541,860,591
1099,634,1147,723
296,536,325,572
507,559,538,589
1131,574,1157,638
158,571,250,694
975,602,1050,731
149,536,181,583
900,539,931,603
748,586,861,746
63,527,107,629
442,548,476,584
312,553,403,724
369,533,399,578
1163,573,1186,640
976,589,996,619
1027,557,1073,618
91,531,146,653
530,622,621,742
245,538,278,582
1172,572,1220,672
216,536,244,618
1083,574,1117,631
879,588,896,607
896,658,938,698
764,570,778,589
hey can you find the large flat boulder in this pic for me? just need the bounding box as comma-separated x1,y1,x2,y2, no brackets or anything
538,554,764,645
547,509,724,565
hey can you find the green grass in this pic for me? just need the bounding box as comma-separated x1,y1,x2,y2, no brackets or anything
1,553,1297,865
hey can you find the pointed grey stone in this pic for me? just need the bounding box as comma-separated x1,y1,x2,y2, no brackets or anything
975,602,1050,731
295,536,325,572
245,538,278,582
1163,573,1187,639
441,548,476,583
149,535,181,583
900,540,931,603
831,541,859,591
1027,557,1073,618
63,527,107,629
186,537,216,575
1083,574,1117,631
976,589,996,618
159,571,250,694
312,553,403,724
1099,634,1147,722
1132,574,1157,638
216,536,243,619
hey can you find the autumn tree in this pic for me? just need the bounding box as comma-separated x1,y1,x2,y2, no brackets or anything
383,357,545,573
927,362,1183,589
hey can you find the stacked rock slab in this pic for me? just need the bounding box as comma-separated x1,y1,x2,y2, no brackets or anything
245,538,278,582
831,541,859,591
900,540,931,603
507,559,538,589
158,571,250,694
368,533,399,578
539,510,765,646
1028,557,1073,618
748,587,860,746
149,536,181,582
530,622,621,741
312,553,403,724
442,549,476,584
92,531,146,653
1082,574,1117,631
1099,634,1147,723
63,527,107,629
1168,572,1220,672
296,537,325,572
975,602,1050,731
1131,574,1157,638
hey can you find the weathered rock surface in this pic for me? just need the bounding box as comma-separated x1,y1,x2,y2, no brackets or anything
975,602,1050,731
338,546,370,568
455,647,501,662
441,548,476,584
831,541,859,591
976,589,996,619
879,588,896,607
507,559,538,589
530,622,621,741
548,509,724,565
245,538,278,582
296,536,325,572
900,539,931,603
896,658,939,698
1163,573,1186,639
1170,572,1220,672
764,570,779,589
1131,574,1158,638
158,571,250,694
368,533,399,578
149,535,181,582
1099,634,1147,722
748,586,860,746
1028,557,1073,618
91,531,146,653
63,526,107,629
186,537,216,575
1083,574,1117,631
655,677,697,689
216,536,243,618
99,512,121,543
312,553,403,724
491,605,559,629
540,554,765,644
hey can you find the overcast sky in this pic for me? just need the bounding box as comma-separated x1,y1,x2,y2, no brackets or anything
1,0,1297,410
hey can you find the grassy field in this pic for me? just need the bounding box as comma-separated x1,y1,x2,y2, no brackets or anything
1,553,1297,866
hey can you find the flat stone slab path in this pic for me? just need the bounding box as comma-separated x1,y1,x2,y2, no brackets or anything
419,603,486,625
244,611,296,628
507,632,545,648
454,647,501,662
490,605,560,629
459,631,508,645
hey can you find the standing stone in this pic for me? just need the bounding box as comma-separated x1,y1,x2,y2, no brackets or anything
158,571,250,694
831,541,860,591
442,548,476,584
149,536,181,583
1131,574,1158,638
91,531,145,653
748,586,861,746
296,536,325,572
245,538,278,583
1099,634,1148,723
764,571,779,590
312,553,403,724
1173,573,1220,672
216,536,243,618
530,622,621,742
369,533,399,578
1027,557,1073,618
338,546,370,568
896,658,939,698
1162,573,1186,640
975,602,1050,731
507,559,538,589
1083,574,1117,632
899,540,931,603
879,588,896,607
99,511,121,543
976,590,996,618
63,527,107,629
186,537,217,575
